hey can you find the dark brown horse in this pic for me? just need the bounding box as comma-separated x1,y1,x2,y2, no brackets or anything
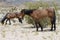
1,12,22,25
20,8,56,31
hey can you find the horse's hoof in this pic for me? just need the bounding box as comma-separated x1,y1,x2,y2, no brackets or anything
54,28,56,31
9,24,11,25
36,30,38,32
9,23,11,25
41,30,43,32
41,30,43,31
54,29,56,31
50,29,53,31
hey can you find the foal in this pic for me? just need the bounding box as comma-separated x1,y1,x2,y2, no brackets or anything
1,12,22,25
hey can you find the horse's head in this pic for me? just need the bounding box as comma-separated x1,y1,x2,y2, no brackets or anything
1,21,4,25
17,9,26,23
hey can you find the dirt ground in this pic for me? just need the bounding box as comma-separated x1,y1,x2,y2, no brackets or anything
0,22,60,40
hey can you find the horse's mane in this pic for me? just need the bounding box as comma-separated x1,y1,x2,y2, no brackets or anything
21,9,36,15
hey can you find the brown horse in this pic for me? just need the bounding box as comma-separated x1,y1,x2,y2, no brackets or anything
1,12,22,25
20,8,56,31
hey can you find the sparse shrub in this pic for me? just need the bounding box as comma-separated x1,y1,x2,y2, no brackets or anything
25,15,34,24
25,15,51,27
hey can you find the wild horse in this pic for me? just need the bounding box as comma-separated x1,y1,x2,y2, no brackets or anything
20,8,56,31
1,12,22,25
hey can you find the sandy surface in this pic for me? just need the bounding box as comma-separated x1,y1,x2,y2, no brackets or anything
0,22,60,40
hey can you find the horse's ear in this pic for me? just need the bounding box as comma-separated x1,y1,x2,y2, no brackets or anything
21,9,26,13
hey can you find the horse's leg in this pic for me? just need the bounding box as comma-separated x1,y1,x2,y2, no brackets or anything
53,18,56,31
50,18,56,31
5,19,8,25
8,19,11,25
38,22,43,31
35,21,39,31
50,20,54,31
54,21,56,31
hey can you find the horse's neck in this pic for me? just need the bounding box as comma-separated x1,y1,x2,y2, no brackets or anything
25,9,36,15
25,10,32,16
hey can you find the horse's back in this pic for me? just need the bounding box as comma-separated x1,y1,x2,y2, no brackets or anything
31,8,55,19
31,9,48,19
6,12,17,18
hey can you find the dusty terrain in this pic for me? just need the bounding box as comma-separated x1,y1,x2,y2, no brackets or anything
0,20,60,40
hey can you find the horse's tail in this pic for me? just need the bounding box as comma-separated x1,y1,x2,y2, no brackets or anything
1,14,7,24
